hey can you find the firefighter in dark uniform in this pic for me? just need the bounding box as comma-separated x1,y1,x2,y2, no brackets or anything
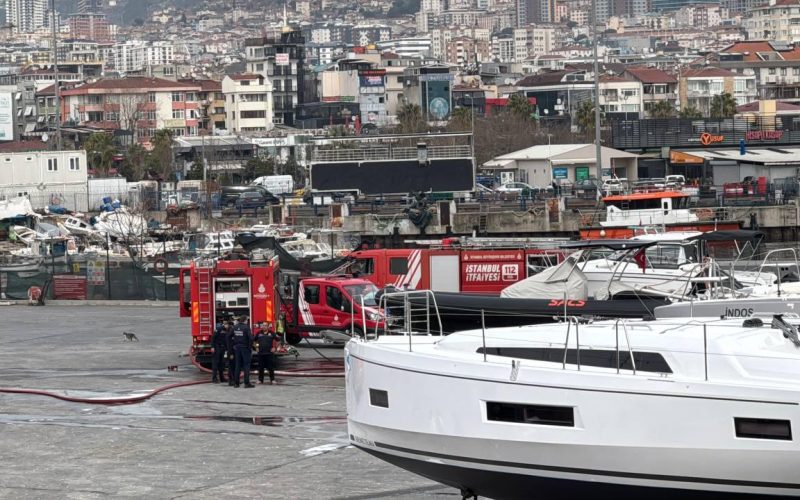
210,320,229,383
225,319,236,386
255,322,278,384
232,316,255,388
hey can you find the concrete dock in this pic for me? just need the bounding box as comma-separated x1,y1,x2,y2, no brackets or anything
0,305,452,499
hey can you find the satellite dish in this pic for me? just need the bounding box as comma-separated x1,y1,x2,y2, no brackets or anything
41,132,49,142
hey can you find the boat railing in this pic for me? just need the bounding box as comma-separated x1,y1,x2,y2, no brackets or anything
614,319,637,375
562,316,582,371
755,248,800,296
354,290,444,347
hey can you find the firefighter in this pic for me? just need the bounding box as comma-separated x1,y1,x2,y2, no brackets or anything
255,322,278,384
276,313,286,343
210,320,229,384
226,318,236,386
232,316,254,388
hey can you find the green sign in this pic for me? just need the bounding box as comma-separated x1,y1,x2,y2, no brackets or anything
576,166,589,181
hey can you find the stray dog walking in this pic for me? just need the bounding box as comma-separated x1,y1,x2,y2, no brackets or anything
122,331,139,342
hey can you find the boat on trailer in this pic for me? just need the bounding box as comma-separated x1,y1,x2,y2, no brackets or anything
347,304,800,499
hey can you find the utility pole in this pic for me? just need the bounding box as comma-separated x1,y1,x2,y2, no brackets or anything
51,0,61,150
591,0,602,182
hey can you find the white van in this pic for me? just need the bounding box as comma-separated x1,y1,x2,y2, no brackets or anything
252,175,294,195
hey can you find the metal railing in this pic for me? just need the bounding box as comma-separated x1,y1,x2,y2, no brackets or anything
313,144,472,163
352,290,444,350
756,248,800,297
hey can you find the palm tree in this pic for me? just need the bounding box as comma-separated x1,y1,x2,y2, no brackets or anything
679,105,703,119
574,100,598,139
649,100,676,119
710,92,738,119
397,102,425,133
83,132,116,177
507,94,532,119
448,106,472,131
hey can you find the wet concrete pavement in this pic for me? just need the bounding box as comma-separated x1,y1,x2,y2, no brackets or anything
0,305,452,499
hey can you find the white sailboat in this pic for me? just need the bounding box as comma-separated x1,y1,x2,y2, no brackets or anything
347,311,800,499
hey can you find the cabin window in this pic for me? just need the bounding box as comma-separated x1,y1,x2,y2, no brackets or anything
487,402,574,427
326,286,343,309
304,284,320,304
478,347,672,374
389,257,409,275
644,245,684,269
353,258,374,276
369,389,389,408
735,418,792,441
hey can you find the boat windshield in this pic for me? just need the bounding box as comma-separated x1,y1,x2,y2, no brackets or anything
606,243,696,268
344,283,380,307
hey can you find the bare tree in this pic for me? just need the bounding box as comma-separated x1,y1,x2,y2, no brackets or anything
117,94,147,147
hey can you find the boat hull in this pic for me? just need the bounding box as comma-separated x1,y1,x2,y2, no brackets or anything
655,297,800,319
393,292,668,333
357,441,787,500
346,335,800,499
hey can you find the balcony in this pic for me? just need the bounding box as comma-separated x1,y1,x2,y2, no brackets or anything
642,92,678,101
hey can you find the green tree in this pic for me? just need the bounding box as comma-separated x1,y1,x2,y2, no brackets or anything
83,132,116,177
397,102,426,133
507,94,533,120
118,142,147,181
679,105,703,119
282,156,305,188
710,92,737,119
242,155,275,182
649,100,676,119
147,129,174,180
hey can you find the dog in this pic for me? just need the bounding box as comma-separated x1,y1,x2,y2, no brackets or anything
122,331,139,342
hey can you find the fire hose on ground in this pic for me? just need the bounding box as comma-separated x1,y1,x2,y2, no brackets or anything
0,354,345,406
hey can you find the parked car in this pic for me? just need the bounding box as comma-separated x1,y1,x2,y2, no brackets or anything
221,185,279,207
496,182,534,193
602,178,628,195
235,191,272,210
574,178,600,195
665,175,686,189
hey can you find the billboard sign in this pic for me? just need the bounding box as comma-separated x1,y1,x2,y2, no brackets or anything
275,53,290,66
359,75,384,88
553,167,568,179
0,92,13,141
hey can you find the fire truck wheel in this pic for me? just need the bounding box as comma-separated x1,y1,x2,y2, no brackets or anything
286,333,302,345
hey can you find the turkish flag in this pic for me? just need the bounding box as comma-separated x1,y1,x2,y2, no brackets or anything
633,248,647,273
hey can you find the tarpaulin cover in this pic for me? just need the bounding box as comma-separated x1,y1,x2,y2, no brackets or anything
236,233,350,275
500,254,588,300
0,197,35,220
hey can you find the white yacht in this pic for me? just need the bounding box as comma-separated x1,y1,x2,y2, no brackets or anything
347,315,800,499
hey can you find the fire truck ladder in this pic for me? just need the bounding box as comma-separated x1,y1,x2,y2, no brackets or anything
197,266,213,337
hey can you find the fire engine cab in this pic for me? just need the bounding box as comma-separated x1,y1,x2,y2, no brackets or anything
349,242,567,295
179,255,383,367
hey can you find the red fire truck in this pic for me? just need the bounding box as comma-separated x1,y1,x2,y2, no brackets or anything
179,256,383,366
348,243,567,295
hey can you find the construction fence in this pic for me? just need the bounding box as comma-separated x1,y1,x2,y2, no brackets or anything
1,260,179,302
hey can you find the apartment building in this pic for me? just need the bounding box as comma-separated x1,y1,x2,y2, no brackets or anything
746,0,800,43
624,66,679,117
68,14,113,42
112,41,174,73
713,41,800,102
222,74,273,135
60,77,201,145
5,0,46,34
244,28,306,126
679,66,758,115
